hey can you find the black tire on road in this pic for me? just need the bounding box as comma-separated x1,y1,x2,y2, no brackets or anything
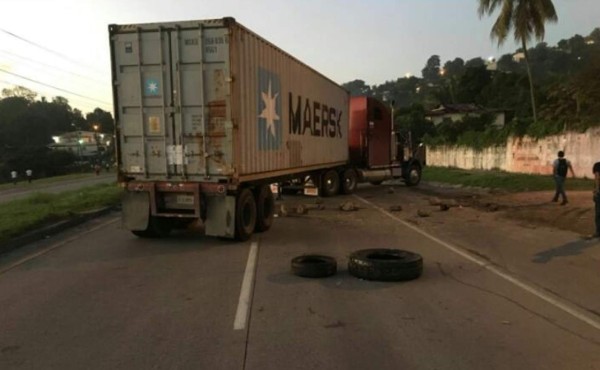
131,216,172,238
254,184,275,232
235,188,257,241
348,249,423,281
320,170,340,197
405,164,422,186
291,255,337,278
341,169,358,194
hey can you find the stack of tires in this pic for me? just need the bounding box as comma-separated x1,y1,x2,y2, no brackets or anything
291,249,423,281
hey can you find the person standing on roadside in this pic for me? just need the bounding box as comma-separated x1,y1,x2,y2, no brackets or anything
552,150,575,205
25,169,33,183
592,161,600,238
10,170,17,185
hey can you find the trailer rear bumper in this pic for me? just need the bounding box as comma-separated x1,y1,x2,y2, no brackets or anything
122,181,235,237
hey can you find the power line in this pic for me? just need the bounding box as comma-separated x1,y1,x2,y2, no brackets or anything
0,28,105,74
0,49,108,86
0,68,111,106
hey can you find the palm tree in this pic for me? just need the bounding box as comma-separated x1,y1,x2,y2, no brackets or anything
478,0,558,123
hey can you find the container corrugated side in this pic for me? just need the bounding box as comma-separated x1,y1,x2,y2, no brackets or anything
229,22,349,181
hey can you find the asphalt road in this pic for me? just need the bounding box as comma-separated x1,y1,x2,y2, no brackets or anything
0,174,115,204
0,184,599,369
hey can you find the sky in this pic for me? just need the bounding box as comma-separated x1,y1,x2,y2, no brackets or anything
0,0,598,114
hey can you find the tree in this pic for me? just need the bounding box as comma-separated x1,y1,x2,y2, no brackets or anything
478,0,558,123
341,79,372,97
421,55,441,83
465,57,486,69
443,58,465,79
497,53,521,73
85,108,114,134
590,28,600,43
1,86,37,101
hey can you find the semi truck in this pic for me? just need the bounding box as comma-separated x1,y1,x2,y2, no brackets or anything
109,17,422,241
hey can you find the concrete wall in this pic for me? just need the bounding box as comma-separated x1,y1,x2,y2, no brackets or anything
426,127,600,178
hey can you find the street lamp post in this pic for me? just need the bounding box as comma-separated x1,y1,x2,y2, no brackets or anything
92,124,101,164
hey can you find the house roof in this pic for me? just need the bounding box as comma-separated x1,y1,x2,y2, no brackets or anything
425,103,505,117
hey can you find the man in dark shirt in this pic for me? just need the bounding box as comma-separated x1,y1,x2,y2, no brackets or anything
593,162,600,238
552,151,575,205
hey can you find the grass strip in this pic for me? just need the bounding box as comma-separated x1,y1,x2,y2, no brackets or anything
423,166,594,193
0,183,121,243
0,172,105,191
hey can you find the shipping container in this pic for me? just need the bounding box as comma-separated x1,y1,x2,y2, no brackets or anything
109,17,350,240
110,17,348,184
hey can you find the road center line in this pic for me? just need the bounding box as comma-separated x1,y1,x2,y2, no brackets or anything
234,241,259,331
0,216,120,276
354,194,600,331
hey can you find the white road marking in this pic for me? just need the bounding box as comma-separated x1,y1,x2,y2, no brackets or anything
0,216,120,276
234,241,259,331
354,194,600,331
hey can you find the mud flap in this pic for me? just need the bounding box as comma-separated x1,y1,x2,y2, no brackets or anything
122,192,150,231
205,195,236,238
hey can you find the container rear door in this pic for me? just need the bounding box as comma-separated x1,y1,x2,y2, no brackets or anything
112,24,231,180
171,26,232,179
113,28,174,178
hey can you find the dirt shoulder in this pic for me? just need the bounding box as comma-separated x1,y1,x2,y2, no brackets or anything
416,182,596,238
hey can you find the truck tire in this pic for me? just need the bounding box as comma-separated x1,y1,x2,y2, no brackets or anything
254,184,274,232
320,170,340,197
235,188,257,241
131,216,172,238
341,169,358,194
405,164,422,186
291,255,337,278
348,249,423,281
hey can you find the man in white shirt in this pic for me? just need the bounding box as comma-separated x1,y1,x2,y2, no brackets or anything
10,170,17,185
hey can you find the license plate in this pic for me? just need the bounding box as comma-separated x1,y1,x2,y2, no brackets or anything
177,195,195,205
304,187,319,196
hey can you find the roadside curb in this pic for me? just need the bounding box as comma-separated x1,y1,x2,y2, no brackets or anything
0,206,119,255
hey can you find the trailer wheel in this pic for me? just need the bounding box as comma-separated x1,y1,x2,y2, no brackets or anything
341,169,358,194
131,216,172,238
348,248,423,281
405,164,422,186
254,185,274,232
291,255,337,278
320,170,340,197
235,188,257,241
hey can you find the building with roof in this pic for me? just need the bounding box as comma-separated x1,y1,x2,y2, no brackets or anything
49,131,111,159
425,103,506,127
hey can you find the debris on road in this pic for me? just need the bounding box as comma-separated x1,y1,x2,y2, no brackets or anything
389,205,403,212
277,204,288,217
339,201,359,212
439,204,450,211
485,203,500,212
429,197,442,206
291,254,337,278
387,187,395,194
417,210,431,217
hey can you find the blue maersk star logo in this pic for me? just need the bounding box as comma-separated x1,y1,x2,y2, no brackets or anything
145,78,160,96
257,68,282,150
